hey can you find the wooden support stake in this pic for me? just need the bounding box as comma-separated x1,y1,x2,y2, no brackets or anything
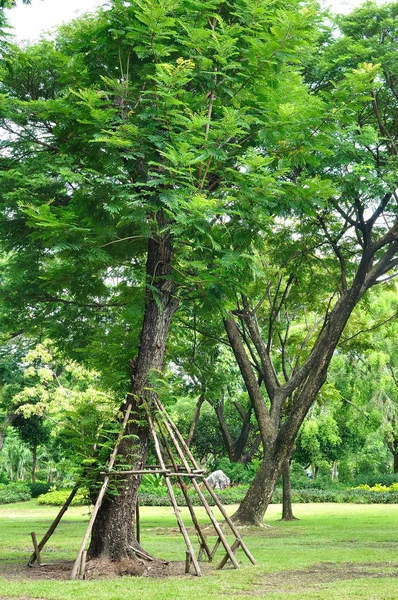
145,407,202,577
155,398,256,566
136,500,140,545
200,478,256,565
71,398,136,579
28,484,79,566
30,532,43,567
80,550,87,579
217,539,240,569
155,416,212,562
153,404,239,570
185,551,191,574
210,537,221,560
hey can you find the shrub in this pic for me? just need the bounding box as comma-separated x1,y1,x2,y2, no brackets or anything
0,482,31,504
352,473,398,487
28,481,53,498
37,488,90,506
210,458,259,484
354,483,398,493
138,484,249,507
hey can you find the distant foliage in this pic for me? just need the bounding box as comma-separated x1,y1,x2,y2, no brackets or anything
352,474,398,487
0,482,31,504
28,481,52,498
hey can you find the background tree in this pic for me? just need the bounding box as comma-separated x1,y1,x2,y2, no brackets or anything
222,2,398,525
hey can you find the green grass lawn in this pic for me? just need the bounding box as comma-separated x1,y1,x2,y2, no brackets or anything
1,501,398,599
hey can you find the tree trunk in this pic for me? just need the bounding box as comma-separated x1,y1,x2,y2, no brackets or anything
280,458,297,521
88,216,177,561
394,453,398,474
32,444,37,484
232,451,283,526
186,394,205,447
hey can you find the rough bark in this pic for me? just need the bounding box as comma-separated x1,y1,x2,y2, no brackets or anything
231,452,282,526
88,215,177,561
32,444,37,484
280,458,297,521
226,239,397,525
215,398,254,463
185,394,205,447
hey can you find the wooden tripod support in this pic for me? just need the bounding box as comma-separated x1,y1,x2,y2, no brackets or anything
28,398,256,579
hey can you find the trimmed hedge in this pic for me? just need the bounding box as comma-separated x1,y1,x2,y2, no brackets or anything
37,488,90,506
36,484,398,507
0,482,31,504
28,482,53,498
352,474,398,487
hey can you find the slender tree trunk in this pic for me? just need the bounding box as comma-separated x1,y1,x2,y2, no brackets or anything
88,216,177,561
32,444,37,484
227,286,365,525
280,458,297,521
394,453,398,474
186,394,205,447
0,429,6,452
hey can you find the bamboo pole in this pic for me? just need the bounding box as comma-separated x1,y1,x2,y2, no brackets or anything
145,407,202,577
155,398,256,566
28,484,79,566
71,399,136,580
155,416,212,561
153,404,239,569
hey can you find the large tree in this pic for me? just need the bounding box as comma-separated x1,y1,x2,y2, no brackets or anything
0,0,319,560
222,1,398,525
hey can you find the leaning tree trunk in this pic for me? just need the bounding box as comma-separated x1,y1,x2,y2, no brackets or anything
280,458,297,521
228,285,366,525
88,216,177,561
232,448,285,526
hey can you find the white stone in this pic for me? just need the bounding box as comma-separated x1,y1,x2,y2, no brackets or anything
205,469,230,490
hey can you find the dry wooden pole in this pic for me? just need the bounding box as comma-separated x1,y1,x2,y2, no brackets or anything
155,398,256,566
28,484,80,566
80,550,87,579
155,416,212,561
145,408,202,577
154,406,240,569
136,500,140,545
199,479,256,565
217,539,240,569
30,532,44,567
71,399,136,580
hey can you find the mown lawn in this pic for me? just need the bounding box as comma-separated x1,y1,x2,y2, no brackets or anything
0,501,398,599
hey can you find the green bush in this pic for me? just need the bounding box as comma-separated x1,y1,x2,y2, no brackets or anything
0,482,31,504
211,458,259,484
37,488,90,506
33,481,398,508
138,484,249,507
352,473,398,487
0,472,9,485
28,481,53,498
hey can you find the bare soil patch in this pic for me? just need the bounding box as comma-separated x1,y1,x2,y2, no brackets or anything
0,558,214,580
238,562,398,596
